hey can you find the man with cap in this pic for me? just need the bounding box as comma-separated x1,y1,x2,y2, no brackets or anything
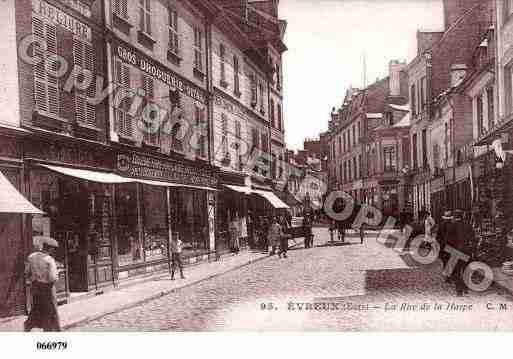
24,236,61,332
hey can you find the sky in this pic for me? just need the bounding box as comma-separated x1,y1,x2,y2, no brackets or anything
279,0,444,150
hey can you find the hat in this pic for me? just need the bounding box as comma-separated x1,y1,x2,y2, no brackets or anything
442,210,453,219
33,236,59,249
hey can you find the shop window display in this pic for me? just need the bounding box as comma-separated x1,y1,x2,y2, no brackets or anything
116,184,143,266
141,185,169,262
172,188,208,256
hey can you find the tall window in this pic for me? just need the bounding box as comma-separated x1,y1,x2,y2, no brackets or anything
487,87,494,128
270,98,275,127
221,113,228,156
353,157,357,179
195,105,206,158
233,56,240,94
352,125,356,145
73,37,96,127
219,43,226,84
277,104,282,131
276,63,281,90
114,60,132,138
235,120,242,170
141,74,157,145
411,84,416,117
193,26,203,72
342,133,346,153
383,146,396,172
250,73,258,106
251,127,259,150
412,133,418,169
259,82,265,113
358,154,362,178
420,77,426,111
32,17,59,116
168,7,179,55
139,0,151,35
477,94,484,136
261,131,268,152
421,129,427,168
444,123,449,166
113,0,128,19
433,143,440,170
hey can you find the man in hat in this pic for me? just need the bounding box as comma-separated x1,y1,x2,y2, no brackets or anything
24,237,61,332
437,210,453,275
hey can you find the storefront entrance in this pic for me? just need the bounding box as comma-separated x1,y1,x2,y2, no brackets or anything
30,168,115,295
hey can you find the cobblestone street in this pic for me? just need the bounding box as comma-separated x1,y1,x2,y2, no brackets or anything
75,229,513,331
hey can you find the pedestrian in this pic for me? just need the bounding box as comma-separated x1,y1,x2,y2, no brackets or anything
170,235,185,280
448,209,476,296
337,220,345,243
359,223,365,244
24,236,61,332
279,226,289,259
424,211,435,239
329,219,336,242
437,210,453,276
229,213,241,254
267,217,282,256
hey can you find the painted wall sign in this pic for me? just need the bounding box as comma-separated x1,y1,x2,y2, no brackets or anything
32,0,92,41
115,42,206,103
117,153,217,188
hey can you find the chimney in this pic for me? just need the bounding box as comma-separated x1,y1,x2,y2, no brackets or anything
389,60,406,97
450,64,468,87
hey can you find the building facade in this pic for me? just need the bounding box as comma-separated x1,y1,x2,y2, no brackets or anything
0,0,288,317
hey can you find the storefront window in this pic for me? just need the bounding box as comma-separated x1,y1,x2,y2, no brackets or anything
116,184,142,267
173,188,208,255
142,185,169,262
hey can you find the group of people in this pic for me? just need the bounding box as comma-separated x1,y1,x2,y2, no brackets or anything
421,209,478,297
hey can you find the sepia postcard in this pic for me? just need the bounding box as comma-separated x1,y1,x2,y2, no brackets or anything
2,1,513,349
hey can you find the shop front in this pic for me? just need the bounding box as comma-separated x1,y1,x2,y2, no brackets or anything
115,150,218,277
217,170,250,253
0,136,43,317
25,139,120,299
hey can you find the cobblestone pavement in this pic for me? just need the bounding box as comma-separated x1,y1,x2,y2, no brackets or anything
76,228,513,331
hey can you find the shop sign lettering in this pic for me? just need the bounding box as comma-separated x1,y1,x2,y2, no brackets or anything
117,153,217,188
33,0,92,42
115,43,206,104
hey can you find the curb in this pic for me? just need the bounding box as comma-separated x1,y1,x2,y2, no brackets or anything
63,254,271,330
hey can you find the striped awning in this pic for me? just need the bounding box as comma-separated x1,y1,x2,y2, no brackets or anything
0,170,43,214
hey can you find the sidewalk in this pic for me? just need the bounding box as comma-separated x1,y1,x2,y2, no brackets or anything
0,250,269,331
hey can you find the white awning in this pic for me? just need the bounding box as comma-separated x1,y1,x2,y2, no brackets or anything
0,170,43,214
253,190,289,209
181,184,218,192
135,178,180,187
40,164,133,184
40,164,218,191
224,184,253,195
